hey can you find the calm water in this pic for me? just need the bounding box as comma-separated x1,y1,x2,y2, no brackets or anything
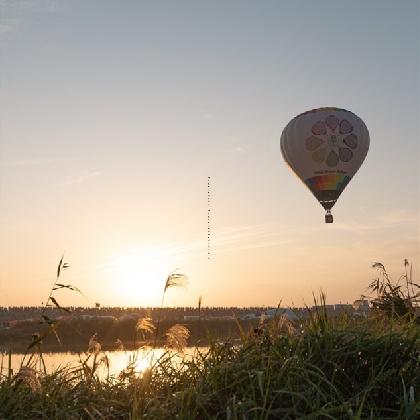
1,347,203,380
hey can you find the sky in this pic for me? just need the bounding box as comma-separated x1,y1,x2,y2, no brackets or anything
0,0,419,308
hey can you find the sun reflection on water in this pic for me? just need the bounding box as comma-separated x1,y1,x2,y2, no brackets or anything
4,347,203,381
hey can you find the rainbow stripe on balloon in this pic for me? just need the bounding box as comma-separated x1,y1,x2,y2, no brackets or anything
305,174,351,193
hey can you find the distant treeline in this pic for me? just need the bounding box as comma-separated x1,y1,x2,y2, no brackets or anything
0,305,359,353
0,306,284,322
0,316,260,353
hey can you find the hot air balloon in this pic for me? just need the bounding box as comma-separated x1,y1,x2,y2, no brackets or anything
280,107,369,223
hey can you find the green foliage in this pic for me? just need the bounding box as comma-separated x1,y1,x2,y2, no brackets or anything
0,310,418,419
368,260,419,320
1,259,418,418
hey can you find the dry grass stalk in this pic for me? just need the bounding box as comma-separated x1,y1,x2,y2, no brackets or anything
136,317,155,334
98,355,109,370
164,273,188,293
165,324,190,352
88,334,101,354
277,314,297,335
198,295,202,317
114,339,124,351
14,367,41,392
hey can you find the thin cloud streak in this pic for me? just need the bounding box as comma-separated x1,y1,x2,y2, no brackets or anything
74,214,420,279
0,0,64,38
0,157,83,167
75,224,288,278
0,19,18,34
199,109,213,120
77,214,417,279
61,171,101,186
377,210,419,225
328,211,419,232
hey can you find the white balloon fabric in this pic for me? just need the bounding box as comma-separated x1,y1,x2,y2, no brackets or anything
280,107,369,223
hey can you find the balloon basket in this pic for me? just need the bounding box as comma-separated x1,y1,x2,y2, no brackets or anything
325,211,333,224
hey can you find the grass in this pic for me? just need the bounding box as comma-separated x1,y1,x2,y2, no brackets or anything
0,306,418,419
0,259,418,418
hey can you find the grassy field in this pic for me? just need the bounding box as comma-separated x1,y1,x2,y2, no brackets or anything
0,304,418,419
0,260,418,418
0,317,261,353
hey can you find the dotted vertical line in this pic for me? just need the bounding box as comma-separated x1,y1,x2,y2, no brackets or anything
207,176,211,260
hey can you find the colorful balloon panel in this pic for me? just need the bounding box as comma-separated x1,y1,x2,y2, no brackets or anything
280,107,369,221
305,174,351,210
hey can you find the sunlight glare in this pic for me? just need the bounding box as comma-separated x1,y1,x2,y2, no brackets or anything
109,250,171,306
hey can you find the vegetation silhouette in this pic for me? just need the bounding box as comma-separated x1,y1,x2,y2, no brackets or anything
0,258,418,418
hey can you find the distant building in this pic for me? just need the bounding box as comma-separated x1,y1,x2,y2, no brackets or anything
76,315,116,322
353,299,370,312
183,315,200,321
265,308,298,321
334,304,353,312
206,315,235,321
240,313,260,320
117,314,138,322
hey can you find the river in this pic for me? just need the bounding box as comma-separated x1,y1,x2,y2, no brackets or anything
1,347,204,380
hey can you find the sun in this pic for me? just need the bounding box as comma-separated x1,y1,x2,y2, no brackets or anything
107,251,171,306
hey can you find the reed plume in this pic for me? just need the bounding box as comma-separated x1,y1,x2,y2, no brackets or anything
88,333,101,355
136,317,156,334
114,339,124,351
153,271,188,349
13,367,41,392
198,295,202,318
164,273,188,293
165,324,190,352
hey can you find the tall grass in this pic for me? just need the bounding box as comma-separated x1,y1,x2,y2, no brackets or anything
152,271,188,350
0,303,418,418
0,259,418,418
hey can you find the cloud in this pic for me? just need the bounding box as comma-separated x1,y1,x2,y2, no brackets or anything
0,0,33,12
61,171,101,186
69,211,420,280
329,210,419,232
0,19,18,34
377,209,419,225
0,0,60,12
233,146,246,153
0,157,83,167
199,109,213,120
323,221,377,232
0,0,64,37
80,224,290,278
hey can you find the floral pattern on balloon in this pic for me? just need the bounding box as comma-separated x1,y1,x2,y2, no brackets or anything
305,115,358,167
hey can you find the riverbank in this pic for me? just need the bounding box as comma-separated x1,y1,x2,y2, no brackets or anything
0,308,418,419
0,318,257,353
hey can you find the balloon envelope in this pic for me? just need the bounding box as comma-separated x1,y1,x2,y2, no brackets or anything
280,107,369,221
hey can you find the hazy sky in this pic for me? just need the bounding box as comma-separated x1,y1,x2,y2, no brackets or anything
0,0,419,307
